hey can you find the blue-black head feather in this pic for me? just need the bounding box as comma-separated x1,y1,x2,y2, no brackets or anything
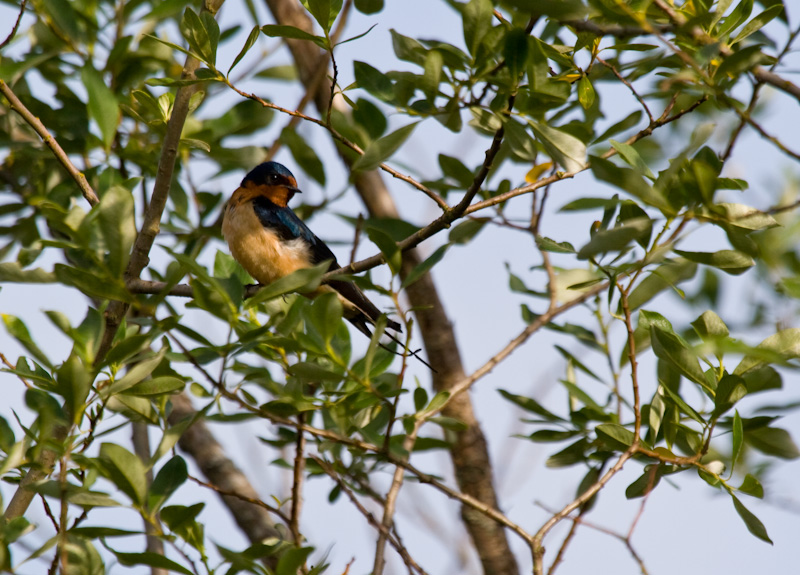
242,162,299,191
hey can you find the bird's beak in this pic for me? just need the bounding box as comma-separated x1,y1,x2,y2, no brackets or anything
286,185,302,200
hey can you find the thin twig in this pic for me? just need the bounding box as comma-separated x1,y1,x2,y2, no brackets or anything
0,351,32,388
0,80,99,206
187,474,292,526
373,422,421,575
0,0,27,51
225,81,448,210
313,456,430,575
597,56,653,123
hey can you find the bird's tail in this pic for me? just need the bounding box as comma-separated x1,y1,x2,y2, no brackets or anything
348,316,436,373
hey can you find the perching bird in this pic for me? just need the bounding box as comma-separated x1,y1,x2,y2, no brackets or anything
222,161,404,340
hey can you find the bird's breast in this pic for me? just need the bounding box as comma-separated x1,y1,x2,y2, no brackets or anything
222,202,313,285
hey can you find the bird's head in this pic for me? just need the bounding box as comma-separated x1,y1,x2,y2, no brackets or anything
240,161,302,207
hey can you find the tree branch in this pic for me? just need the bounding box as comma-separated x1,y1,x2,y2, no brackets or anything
0,79,99,207
2,0,227,526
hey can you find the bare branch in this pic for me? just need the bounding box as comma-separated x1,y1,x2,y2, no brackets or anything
373,423,421,575
313,456,430,575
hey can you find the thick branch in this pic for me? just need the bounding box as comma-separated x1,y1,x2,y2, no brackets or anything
253,4,521,571
168,392,283,546
2,0,227,526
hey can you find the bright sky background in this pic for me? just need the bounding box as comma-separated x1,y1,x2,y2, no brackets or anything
1,1,800,574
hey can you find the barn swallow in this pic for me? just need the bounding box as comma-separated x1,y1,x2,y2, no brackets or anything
222,161,403,340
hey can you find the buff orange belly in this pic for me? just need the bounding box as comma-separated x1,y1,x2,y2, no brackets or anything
222,203,312,285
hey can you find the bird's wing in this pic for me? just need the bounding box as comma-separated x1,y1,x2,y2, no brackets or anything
252,198,400,332
252,198,339,266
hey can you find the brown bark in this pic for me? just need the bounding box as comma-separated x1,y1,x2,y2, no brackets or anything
168,393,283,544
260,2,519,573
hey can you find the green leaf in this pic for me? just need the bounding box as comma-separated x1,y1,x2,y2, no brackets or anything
354,61,394,101
745,426,800,459
702,203,777,231
498,389,564,422
590,156,674,214
732,410,744,465
148,456,188,512
2,314,52,368
126,376,185,396
546,438,590,467
353,98,388,140
650,326,709,390
98,443,149,507
151,416,200,465
660,383,705,425
738,473,764,498
70,527,140,538
463,0,493,58
626,260,697,311
438,154,474,188
401,244,449,288
105,349,167,397
504,28,529,79
276,547,315,575
731,494,772,544
109,549,194,575
421,391,450,415
355,0,384,13
734,328,800,375
503,0,588,18
81,65,119,150
288,362,344,383
715,44,772,81
578,75,595,109
413,387,428,412
352,122,418,172
610,140,654,179
245,261,330,308
731,5,784,44
691,310,729,340
229,26,260,75
529,120,587,173
94,185,136,276
626,466,661,498
180,8,216,65
54,264,132,302
366,227,401,275
577,218,651,260
536,236,576,254
595,423,635,451
55,352,91,424
713,374,747,417
673,249,754,275
449,218,488,244
527,429,578,442
302,0,343,33
0,263,55,283
261,24,327,50
30,481,121,508
305,292,343,345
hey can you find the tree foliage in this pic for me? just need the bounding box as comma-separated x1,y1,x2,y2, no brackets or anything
1,0,799,574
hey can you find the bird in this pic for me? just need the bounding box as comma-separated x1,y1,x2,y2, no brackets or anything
222,161,404,341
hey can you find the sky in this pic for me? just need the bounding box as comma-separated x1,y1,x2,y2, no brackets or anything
1,1,800,574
